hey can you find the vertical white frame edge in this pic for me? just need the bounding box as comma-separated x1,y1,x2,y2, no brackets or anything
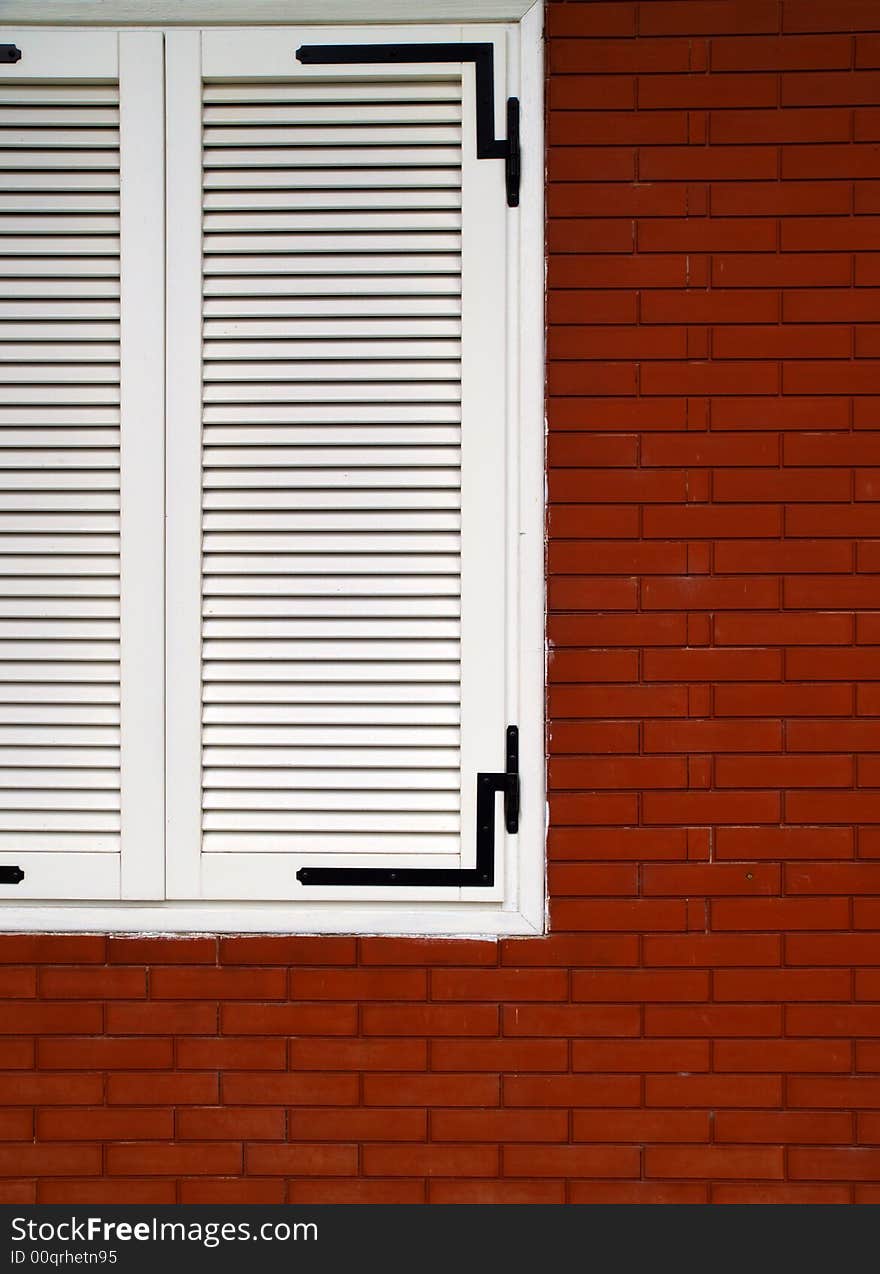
164,29,204,898
513,0,546,934
118,30,166,899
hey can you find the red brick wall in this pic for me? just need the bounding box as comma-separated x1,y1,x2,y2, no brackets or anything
5,0,880,1204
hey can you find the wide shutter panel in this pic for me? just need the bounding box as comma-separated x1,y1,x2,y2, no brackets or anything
0,30,164,901
166,26,510,901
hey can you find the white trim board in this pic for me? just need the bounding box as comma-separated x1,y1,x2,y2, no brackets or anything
0,1,541,24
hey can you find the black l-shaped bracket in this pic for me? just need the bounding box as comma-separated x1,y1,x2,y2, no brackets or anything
295,41,521,207
296,726,519,889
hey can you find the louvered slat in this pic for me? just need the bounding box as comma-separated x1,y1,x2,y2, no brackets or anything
201,76,464,860
0,83,121,854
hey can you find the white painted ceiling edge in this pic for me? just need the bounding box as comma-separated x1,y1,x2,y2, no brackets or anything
0,0,540,24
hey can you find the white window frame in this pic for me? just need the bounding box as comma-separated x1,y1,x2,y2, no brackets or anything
0,1,545,936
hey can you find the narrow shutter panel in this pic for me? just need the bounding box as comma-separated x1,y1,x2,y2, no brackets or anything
0,31,164,901
166,27,509,901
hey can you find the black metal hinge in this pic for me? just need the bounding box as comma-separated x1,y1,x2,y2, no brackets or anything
296,726,519,889
0,866,24,885
295,41,521,207
0,46,21,64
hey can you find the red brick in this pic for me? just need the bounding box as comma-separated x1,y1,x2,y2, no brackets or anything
37,1037,173,1070
105,1002,217,1035
788,1004,880,1036
714,969,851,1001
288,1038,426,1071
647,1145,784,1179
289,969,426,1001
551,112,687,148
790,1148,880,1181
176,1037,286,1069
0,1109,33,1140
177,1107,285,1140
359,938,496,966
712,35,851,70
715,1040,851,1071
641,290,779,324
572,1109,709,1142
360,1005,498,1036
713,253,851,288
711,181,851,216
220,1003,357,1035
712,109,850,144
790,1077,880,1107
0,1145,101,1177
712,897,850,930
548,827,686,864
548,290,639,326
290,1180,424,1204
37,1107,173,1141
107,1143,241,1176
572,1039,710,1072
639,147,778,182
546,3,635,36
437,1180,564,1203
289,1109,426,1141
0,1039,34,1069
641,433,776,467
1,1074,101,1105
550,757,684,790
363,1074,498,1107
430,1039,568,1072
548,863,639,895
551,38,692,75
182,1179,285,1204
644,935,782,966
502,1004,640,1038
364,1145,498,1177
107,1073,218,1105
641,576,779,610
787,935,880,965
219,936,356,965
644,1004,781,1036
504,1144,639,1178
0,967,35,997
643,648,782,681
644,720,782,753
108,937,217,965
150,967,286,1000
642,864,779,896
714,1183,850,1203
642,792,781,826
854,971,880,1000
0,1003,102,1035
38,1180,175,1204
646,1074,782,1107
571,1182,707,1203
784,1,880,32
503,1075,641,1107
572,970,710,1001
551,899,687,931
0,936,105,964
787,863,880,894
38,968,145,999
716,685,852,716
222,1073,359,1106
549,79,636,112
857,1114,880,1142
430,969,567,1002
431,1109,568,1142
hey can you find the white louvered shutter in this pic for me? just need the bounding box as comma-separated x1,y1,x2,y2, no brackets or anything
166,26,513,902
0,30,164,901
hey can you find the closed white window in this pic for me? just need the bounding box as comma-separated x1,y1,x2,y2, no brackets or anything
0,11,543,935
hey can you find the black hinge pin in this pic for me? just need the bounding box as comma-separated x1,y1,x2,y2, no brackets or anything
0,46,21,64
